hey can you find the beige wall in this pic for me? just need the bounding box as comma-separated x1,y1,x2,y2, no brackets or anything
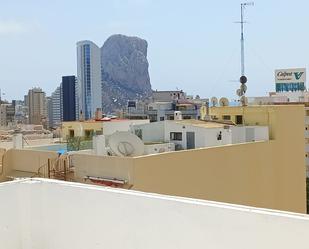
70,105,306,213
1,105,306,213
132,141,305,213
61,121,103,139
0,149,58,181
72,154,134,185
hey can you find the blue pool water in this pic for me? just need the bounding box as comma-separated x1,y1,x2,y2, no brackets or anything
27,144,67,154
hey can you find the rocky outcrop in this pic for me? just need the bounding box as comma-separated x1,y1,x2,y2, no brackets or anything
101,34,152,113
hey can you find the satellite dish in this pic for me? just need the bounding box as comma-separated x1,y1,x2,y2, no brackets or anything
240,96,248,106
211,97,218,107
109,131,144,157
236,89,242,97
240,84,247,94
219,97,229,107
240,75,247,84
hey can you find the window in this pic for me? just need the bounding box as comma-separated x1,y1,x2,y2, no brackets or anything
170,132,182,141
222,115,231,120
96,130,103,135
236,115,243,125
84,129,94,139
135,129,143,139
160,117,164,121
69,129,74,138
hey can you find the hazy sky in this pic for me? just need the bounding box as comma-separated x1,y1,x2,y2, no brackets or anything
1,0,309,101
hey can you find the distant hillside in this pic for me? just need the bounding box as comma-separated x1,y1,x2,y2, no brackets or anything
101,34,152,113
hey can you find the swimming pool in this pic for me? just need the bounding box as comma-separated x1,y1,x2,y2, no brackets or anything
26,144,67,154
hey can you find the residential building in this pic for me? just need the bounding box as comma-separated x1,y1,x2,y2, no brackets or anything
51,87,62,129
125,99,200,121
0,103,15,127
0,105,306,213
77,41,102,120
61,119,149,139
47,76,78,129
248,68,309,177
46,97,53,129
13,100,28,124
152,90,186,102
133,119,268,150
27,87,47,126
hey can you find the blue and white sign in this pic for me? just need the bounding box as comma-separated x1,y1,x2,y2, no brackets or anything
275,68,306,92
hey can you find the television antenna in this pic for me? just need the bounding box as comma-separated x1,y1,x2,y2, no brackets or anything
211,97,218,107
219,97,229,107
235,2,254,106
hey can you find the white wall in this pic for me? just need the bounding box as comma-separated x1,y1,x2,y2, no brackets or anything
1,179,309,249
103,120,150,136
144,143,175,155
230,126,269,144
0,182,22,249
135,121,268,150
249,126,269,142
164,122,232,149
134,121,165,143
230,126,246,144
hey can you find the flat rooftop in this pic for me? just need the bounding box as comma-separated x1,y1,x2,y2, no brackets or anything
0,178,308,249
175,119,232,128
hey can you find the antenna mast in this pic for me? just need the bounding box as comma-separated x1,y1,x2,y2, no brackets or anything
237,2,254,106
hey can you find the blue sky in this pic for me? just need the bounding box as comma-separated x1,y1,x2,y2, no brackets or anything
1,0,309,101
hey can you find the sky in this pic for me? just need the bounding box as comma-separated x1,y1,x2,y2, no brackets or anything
1,0,309,101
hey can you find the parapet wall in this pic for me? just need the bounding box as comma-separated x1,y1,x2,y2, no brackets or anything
0,179,309,249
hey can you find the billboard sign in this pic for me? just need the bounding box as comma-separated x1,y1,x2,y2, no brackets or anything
275,68,306,92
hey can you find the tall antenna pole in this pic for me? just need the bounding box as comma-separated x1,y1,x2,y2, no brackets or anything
240,3,245,76
236,2,254,106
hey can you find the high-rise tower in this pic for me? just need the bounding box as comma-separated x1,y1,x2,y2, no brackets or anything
76,41,102,120
27,87,47,126
62,75,77,121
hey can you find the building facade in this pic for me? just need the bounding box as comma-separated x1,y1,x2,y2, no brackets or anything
51,87,62,129
76,41,102,120
27,88,47,126
0,103,15,127
62,76,77,122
